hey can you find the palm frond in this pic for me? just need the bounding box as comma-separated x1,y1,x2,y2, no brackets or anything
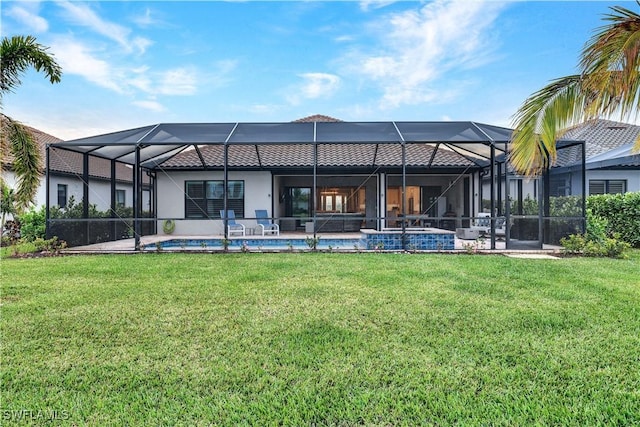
580,3,640,118
5,119,42,211
510,75,589,176
0,35,62,94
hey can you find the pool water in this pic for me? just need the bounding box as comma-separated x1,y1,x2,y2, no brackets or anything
151,229,456,251
153,237,362,251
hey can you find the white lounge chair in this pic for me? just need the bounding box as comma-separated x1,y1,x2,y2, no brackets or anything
255,210,279,236
220,210,245,236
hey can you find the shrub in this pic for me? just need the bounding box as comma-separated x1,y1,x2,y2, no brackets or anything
32,236,67,255
18,206,47,242
2,219,21,244
587,192,640,248
561,209,630,258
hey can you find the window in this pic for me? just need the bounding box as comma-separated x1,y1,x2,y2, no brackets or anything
589,180,627,195
550,179,569,197
57,184,67,208
317,187,364,213
185,180,244,218
115,190,126,207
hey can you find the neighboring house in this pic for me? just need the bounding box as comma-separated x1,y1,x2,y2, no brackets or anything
481,119,640,210
552,119,640,196
1,114,140,216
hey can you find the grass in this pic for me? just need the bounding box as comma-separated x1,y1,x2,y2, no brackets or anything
1,252,639,426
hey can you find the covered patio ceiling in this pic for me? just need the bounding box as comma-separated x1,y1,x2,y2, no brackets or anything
51,121,516,170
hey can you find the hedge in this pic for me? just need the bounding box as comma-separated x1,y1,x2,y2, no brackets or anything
587,192,640,248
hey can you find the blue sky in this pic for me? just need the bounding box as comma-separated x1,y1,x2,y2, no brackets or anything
1,1,631,140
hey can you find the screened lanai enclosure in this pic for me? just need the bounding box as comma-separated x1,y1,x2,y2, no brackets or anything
45,120,586,251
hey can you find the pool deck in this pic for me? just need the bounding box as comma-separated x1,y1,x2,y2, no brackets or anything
62,231,561,254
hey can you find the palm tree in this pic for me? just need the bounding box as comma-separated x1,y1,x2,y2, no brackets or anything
510,3,640,176
0,35,62,212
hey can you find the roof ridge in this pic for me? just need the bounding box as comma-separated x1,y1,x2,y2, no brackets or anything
292,114,343,123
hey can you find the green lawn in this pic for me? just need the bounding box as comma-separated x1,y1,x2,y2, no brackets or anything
2,252,639,426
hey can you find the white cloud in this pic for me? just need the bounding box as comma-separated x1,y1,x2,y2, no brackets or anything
359,1,397,12
55,0,151,55
49,37,125,93
157,68,198,95
351,0,507,108
131,8,161,28
287,73,341,105
300,73,341,98
6,5,49,33
129,73,153,93
49,34,202,98
132,37,154,55
132,99,165,112
335,35,356,43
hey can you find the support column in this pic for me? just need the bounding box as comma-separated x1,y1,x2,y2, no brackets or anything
379,172,385,230
111,160,117,241
401,141,407,251
489,145,496,250
313,140,318,241
83,153,90,245
497,161,503,215
581,141,586,234
542,167,551,248
223,142,229,239
504,143,511,249
45,145,50,238
134,146,141,251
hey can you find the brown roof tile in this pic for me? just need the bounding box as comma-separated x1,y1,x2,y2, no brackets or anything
159,142,474,169
1,114,61,170
1,115,135,182
293,114,343,123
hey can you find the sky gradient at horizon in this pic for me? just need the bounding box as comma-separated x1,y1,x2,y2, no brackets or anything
1,1,631,140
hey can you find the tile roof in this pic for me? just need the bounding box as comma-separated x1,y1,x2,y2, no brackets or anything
1,114,136,182
159,141,475,169
555,119,640,167
1,114,62,170
293,114,343,123
561,119,640,158
156,113,474,169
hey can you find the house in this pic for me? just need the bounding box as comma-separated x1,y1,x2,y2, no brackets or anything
551,119,640,196
1,114,142,217
47,115,587,250
1,114,62,212
481,119,639,218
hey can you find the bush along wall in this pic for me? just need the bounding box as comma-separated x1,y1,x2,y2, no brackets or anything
587,192,640,248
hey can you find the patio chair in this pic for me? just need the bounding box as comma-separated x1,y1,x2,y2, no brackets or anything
255,209,279,236
220,210,245,236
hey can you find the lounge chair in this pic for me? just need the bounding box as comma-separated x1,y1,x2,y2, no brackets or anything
220,210,245,236
255,209,279,236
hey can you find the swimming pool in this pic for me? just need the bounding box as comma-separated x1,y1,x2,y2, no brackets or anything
152,237,362,251
151,228,456,252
